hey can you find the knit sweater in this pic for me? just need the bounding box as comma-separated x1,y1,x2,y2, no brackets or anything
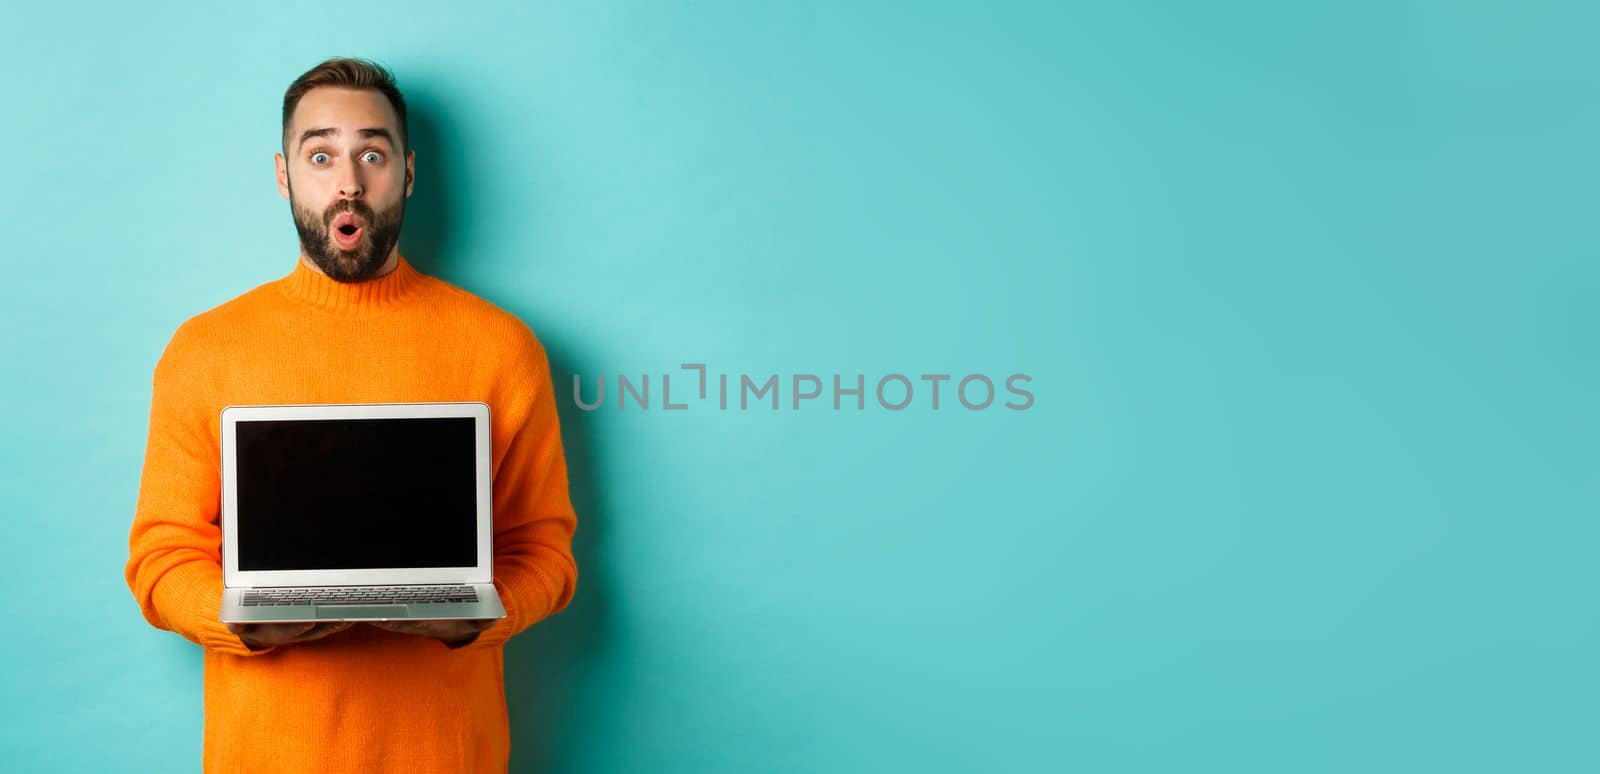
124,254,579,773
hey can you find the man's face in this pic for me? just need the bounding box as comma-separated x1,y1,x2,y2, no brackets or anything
275,87,415,282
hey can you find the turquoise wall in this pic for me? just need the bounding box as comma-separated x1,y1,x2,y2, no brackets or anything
3,1,1595,771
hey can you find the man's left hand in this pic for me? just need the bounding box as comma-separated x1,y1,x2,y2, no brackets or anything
367,618,496,646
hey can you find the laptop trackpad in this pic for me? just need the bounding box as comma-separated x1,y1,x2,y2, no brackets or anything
316,605,409,619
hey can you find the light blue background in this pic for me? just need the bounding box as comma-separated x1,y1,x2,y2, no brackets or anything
2,1,1595,771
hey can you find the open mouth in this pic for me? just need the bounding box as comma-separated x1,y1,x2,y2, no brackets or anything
331,213,366,248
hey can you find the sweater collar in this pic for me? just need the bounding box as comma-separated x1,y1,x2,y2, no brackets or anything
280,253,426,314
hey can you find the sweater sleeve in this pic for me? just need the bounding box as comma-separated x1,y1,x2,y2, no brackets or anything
124,323,272,658
449,329,579,651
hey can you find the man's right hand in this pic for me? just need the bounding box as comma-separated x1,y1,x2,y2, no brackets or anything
225,621,353,651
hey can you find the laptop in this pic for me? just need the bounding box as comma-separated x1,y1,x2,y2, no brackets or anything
218,401,507,624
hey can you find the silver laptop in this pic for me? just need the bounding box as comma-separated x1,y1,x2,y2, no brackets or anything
218,401,507,624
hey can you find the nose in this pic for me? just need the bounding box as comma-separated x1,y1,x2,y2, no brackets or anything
336,161,364,199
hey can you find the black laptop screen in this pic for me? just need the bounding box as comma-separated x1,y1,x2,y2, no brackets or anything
233,416,479,571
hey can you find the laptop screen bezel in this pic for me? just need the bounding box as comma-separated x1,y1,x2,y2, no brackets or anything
219,401,493,587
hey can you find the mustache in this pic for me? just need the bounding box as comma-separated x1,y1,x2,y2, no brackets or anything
324,200,376,224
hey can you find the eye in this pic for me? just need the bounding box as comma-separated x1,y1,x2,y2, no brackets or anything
361,151,383,164
310,151,330,165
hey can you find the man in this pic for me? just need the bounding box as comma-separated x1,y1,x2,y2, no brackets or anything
124,57,579,773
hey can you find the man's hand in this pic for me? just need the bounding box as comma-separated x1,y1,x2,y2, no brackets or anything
225,621,353,651
367,619,496,646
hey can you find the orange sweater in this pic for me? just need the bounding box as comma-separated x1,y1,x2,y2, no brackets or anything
124,254,578,773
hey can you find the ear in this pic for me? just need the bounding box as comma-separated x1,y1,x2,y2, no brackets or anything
275,152,291,200
404,149,416,199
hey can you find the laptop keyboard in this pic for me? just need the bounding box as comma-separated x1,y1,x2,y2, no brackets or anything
241,585,480,606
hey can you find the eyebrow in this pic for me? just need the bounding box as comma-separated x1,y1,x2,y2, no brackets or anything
297,127,395,150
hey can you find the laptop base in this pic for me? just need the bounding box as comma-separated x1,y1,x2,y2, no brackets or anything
220,583,506,623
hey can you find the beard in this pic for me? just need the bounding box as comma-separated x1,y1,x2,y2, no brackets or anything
288,181,406,283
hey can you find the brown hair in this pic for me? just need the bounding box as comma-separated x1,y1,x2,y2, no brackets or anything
281,57,409,154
